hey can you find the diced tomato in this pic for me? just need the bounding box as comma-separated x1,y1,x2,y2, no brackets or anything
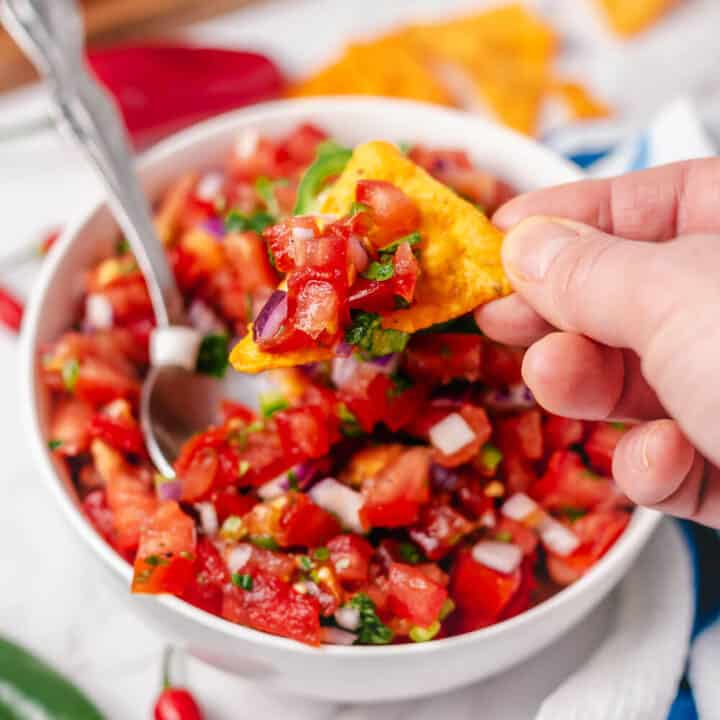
236,427,295,487
433,404,492,468
585,423,627,475
223,231,278,291
88,413,145,456
499,557,536,621
408,146,473,175
348,277,397,313
132,501,196,594
494,517,539,555
483,342,524,385
82,489,115,546
531,450,621,511
49,397,95,456
279,493,342,548
242,545,297,581
387,562,448,627
93,440,157,553
360,447,430,528
456,475,495,520
450,548,521,622
277,123,329,168
175,432,226,502
544,414,585,451
383,382,427,433
213,490,257,523
263,217,319,273
275,405,331,460
409,504,474,560
94,274,153,325
391,241,419,303
220,401,256,425
356,180,420,247
294,279,341,339
502,449,538,494
72,357,140,407
222,570,322,646
497,410,543,461
182,537,229,615
546,511,630,586
404,334,483,384
327,534,374,583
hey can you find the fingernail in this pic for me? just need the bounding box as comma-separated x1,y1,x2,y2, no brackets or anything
503,217,579,282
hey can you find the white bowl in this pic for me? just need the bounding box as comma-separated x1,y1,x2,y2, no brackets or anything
21,97,661,703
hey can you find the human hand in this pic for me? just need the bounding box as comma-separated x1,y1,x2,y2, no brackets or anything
476,159,720,527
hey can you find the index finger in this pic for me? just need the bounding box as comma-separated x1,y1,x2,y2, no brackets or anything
494,158,720,241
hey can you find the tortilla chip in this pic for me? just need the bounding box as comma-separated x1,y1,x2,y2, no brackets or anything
230,327,333,373
597,0,679,36
321,141,510,333
551,80,611,121
289,38,453,106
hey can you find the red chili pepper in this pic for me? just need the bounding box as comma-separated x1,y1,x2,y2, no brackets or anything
153,646,204,720
40,227,61,255
0,286,23,333
87,44,285,148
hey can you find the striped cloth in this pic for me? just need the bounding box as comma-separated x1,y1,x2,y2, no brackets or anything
544,97,720,720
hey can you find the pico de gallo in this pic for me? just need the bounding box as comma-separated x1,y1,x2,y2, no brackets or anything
42,123,632,647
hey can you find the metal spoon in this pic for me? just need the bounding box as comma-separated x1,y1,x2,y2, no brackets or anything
2,0,235,478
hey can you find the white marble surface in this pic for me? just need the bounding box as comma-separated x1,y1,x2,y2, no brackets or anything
0,1,713,717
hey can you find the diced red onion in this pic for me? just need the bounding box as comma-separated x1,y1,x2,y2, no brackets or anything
472,540,523,574
334,606,361,631
428,412,476,455
501,493,541,523
348,235,369,273
322,627,358,646
309,478,364,533
155,476,182,502
331,355,362,388
370,353,400,375
540,519,580,557
195,171,224,201
201,217,226,238
195,502,218,536
334,341,353,358
480,509,497,528
226,543,253,573
258,472,290,500
292,226,315,243
234,129,260,160
253,290,287,342
84,293,113,330
483,383,536,411
293,460,323,491
150,326,203,370
430,464,460,491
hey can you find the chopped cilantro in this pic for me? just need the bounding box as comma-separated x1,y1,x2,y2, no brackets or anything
348,593,394,645
345,311,409,358
409,621,441,643
259,391,288,418
244,292,254,324
61,359,79,392
560,507,588,522
378,231,421,257
294,142,353,214
115,237,130,255
479,443,503,473
238,460,250,478
251,535,279,551
362,261,394,281
47,439,63,451
398,541,423,564
338,403,364,437
231,573,253,590
439,598,455,620
144,555,168,567
397,141,412,155
349,201,370,215
225,209,276,234
611,422,628,431
254,176,288,217
388,373,413,398
394,296,411,309
312,547,330,562
298,555,313,571
287,470,299,491
196,333,229,378
495,530,513,543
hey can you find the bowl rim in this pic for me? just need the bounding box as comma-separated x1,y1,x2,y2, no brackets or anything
21,96,663,657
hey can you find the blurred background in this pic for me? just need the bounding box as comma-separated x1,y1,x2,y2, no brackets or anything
1,1,719,718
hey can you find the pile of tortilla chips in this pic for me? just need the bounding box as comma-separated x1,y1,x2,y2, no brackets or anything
230,142,511,373
597,0,680,36
290,4,610,137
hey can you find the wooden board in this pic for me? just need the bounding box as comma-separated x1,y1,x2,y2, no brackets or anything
0,0,256,92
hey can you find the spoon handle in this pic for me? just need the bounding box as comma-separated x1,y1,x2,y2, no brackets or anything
2,0,183,327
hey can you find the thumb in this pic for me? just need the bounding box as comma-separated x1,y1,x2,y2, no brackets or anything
502,216,720,464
